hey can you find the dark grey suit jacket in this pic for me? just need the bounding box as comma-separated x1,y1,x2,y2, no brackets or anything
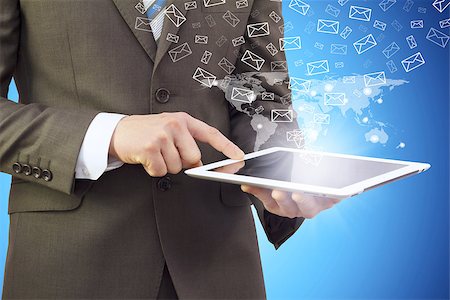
0,0,304,298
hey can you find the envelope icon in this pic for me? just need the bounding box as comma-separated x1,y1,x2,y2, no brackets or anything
231,87,255,103
247,22,270,38
135,17,152,32
349,6,372,22
335,62,344,69
168,42,192,62
192,67,216,88
382,42,400,59
406,35,417,49
343,76,356,84
426,27,450,48
241,50,265,71
289,77,311,92
279,37,301,51
269,11,281,23
205,14,216,27
324,93,346,106
184,1,197,10
432,0,450,13
373,20,387,31
386,60,398,73
262,92,275,100
330,44,347,55
379,0,396,12
195,35,208,44
401,52,425,73
306,60,329,76
325,4,340,17
165,4,186,28
280,93,291,105
288,0,310,15
340,26,352,39
363,71,386,87
353,34,377,54
218,57,236,75
410,20,424,29
439,18,450,28
223,10,240,27
203,0,226,8
317,19,340,34
314,113,330,125
236,0,248,9
232,36,245,47
166,33,179,43
271,110,293,123
270,61,287,72
201,50,212,64
286,129,304,143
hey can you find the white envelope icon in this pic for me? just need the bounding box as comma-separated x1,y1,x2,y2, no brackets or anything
324,93,346,106
279,36,301,51
286,129,304,142
241,50,265,71
288,77,311,92
401,52,425,73
373,20,387,31
342,76,356,84
223,10,240,27
439,18,450,28
349,6,372,22
406,35,417,49
236,0,248,8
271,110,293,122
262,92,275,100
382,42,400,59
203,0,226,8
218,57,236,75
306,60,329,76
165,4,187,28
201,50,212,64
288,0,310,15
410,20,424,29
363,71,386,87
135,17,152,32
426,27,450,48
231,87,255,103
247,22,270,38
192,67,216,88
270,61,287,71
195,35,208,44
432,0,450,13
232,36,246,47
184,1,197,10
317,19,340,34
314,113,330,124
330,44,347,55
168,42,192,62
353,34,377,54
166,33,179,43
266,43,278,56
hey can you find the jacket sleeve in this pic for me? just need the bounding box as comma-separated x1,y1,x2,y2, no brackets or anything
0,0,102,195
228,0,304,249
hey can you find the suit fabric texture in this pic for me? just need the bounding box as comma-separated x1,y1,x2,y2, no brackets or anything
0,0,304,298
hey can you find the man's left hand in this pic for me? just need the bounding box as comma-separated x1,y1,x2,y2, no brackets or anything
241,185,342,219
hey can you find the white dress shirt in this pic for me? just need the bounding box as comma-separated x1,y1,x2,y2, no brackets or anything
75,112,128,179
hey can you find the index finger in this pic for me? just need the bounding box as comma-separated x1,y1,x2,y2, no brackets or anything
186,116,245,160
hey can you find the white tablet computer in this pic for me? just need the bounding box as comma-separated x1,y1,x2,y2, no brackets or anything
185,147,430,199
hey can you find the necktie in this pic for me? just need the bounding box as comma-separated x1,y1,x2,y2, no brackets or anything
144,0,167,42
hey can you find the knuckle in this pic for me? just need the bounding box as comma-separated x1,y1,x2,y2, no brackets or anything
157,133,169,144
143,142,158,153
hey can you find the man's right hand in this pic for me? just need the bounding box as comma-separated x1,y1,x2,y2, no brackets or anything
108,112,245,177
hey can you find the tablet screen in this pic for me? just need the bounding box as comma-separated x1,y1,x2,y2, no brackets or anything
211,150,407,189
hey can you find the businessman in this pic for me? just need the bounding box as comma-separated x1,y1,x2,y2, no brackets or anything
0,0,339,298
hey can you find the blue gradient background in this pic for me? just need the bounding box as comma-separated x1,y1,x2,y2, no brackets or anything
1,0,449,299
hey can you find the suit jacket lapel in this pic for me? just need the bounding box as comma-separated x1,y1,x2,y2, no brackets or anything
153,0,188,71
111,0,157,62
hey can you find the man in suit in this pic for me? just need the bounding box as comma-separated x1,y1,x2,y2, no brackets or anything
0,0,339,298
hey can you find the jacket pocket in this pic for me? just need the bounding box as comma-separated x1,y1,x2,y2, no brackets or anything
8,179,93,214
220,182,252,206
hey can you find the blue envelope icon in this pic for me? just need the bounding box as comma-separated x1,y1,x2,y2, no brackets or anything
353,34,377,54
382,42,400,59
317,19,340,34
306,60,330,76
401,52,425,73
426,27,450,48
349,6,372,22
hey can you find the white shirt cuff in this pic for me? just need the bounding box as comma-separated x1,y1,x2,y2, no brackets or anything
75,112,128,180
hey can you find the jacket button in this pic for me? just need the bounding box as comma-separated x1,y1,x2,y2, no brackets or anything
157,176,172,191
155,88,170,103
22,164,32,176
32,166,42,179
42,169,53,182
12,162,23,174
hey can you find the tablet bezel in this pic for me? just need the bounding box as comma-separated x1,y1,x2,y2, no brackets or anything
184,147,431,199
